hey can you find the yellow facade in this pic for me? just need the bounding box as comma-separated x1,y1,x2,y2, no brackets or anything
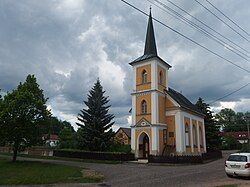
135,94,151,123
158,95,166,124
157,65,166,92
136,64,151,91
165,97,176,108
166,115,175,147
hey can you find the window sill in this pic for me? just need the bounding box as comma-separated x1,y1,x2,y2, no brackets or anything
136,113,151,116
136,82,151,86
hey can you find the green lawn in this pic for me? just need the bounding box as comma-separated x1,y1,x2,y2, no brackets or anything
0,158,103,185
0,152,120,164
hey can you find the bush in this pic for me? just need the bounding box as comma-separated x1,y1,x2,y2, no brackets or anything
53,149,135,161
239,143,250,153
108,143,131,153
221,135,242,150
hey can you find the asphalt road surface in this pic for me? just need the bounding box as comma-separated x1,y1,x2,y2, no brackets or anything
1,150,250,187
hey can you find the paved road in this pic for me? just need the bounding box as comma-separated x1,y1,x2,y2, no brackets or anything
1,151,250,187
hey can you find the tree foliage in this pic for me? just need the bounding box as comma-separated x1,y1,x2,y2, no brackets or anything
58,127,77,149
0,75,50,161
76,79,115,151
215,109,249,132
195,97,221,149
40,116,75,136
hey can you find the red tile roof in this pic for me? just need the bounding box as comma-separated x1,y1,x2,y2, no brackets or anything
220,131,249,140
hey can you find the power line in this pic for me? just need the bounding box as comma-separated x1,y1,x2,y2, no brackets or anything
209,82,250,105
149,0,250,61
193,0,250,43
163,0,250,55
120,0,250,74
204,0,250,37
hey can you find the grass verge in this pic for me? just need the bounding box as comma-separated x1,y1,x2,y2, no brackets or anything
0,158,103,185
0,152,120,164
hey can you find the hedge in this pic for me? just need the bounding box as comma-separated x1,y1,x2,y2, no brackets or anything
53,149,135,161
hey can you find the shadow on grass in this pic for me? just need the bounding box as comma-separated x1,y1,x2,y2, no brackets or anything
0,158,104,185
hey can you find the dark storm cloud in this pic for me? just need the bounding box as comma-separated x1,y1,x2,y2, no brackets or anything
0,0,250,130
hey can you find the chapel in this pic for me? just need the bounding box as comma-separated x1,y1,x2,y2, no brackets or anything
130,10,206,158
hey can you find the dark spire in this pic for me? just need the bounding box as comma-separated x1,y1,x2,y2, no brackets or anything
144,9,157,56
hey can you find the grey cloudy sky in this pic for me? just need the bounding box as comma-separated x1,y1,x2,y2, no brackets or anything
0,0,250,130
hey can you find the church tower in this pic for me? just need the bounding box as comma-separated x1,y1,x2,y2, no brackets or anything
130,10,172,158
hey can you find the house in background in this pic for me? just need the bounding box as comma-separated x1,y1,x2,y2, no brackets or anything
220,131,249,144
115,128,131,145
43,134,59,147
129,11,206,158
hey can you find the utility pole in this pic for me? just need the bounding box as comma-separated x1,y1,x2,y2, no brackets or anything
244,115,250,151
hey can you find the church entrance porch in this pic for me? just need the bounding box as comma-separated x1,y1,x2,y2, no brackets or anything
138,132,150,159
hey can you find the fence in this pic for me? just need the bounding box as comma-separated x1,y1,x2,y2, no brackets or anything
0,146,54,156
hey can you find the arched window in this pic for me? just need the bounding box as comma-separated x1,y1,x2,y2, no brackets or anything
141,100,147,114
159,71,163,84
185,124,190,146
142,70,147,84
199,126,203,147
193,125,197,146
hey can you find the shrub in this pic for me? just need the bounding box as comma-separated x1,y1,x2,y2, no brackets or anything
108,143,131,154
53,149,135,161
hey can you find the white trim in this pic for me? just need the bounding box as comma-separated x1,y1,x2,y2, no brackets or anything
132,59,154,68
175,111,184,153
202,121,207,152
136,130,151,157
155,58,171,70
132,95,136,125
165,68,169,90
182,111,204,123
151,61,157,90
152,123,167,127
131,127,135,151
196,124,201,152
165,109,180,116
133,66,136,91
182,115,186,152
151,92,158,124
189,119,194,152
151,126,159,155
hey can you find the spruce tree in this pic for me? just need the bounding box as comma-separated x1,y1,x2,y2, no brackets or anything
196,97,221,150
76,79,115,151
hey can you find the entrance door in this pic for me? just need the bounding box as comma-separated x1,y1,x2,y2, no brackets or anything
143,135,149,158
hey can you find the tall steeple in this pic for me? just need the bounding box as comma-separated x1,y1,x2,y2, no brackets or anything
144,9,157,56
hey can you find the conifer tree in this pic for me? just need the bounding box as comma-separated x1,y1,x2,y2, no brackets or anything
196,97,221,150
76,79,115,151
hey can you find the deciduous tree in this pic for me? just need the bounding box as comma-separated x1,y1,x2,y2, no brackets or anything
0,75,50,161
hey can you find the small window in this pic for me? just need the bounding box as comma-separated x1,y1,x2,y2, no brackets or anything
185,124,189,146
169,132,174,137
163,129,167,144
141,100,147,114
159,71,163,84
142,70,147,84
